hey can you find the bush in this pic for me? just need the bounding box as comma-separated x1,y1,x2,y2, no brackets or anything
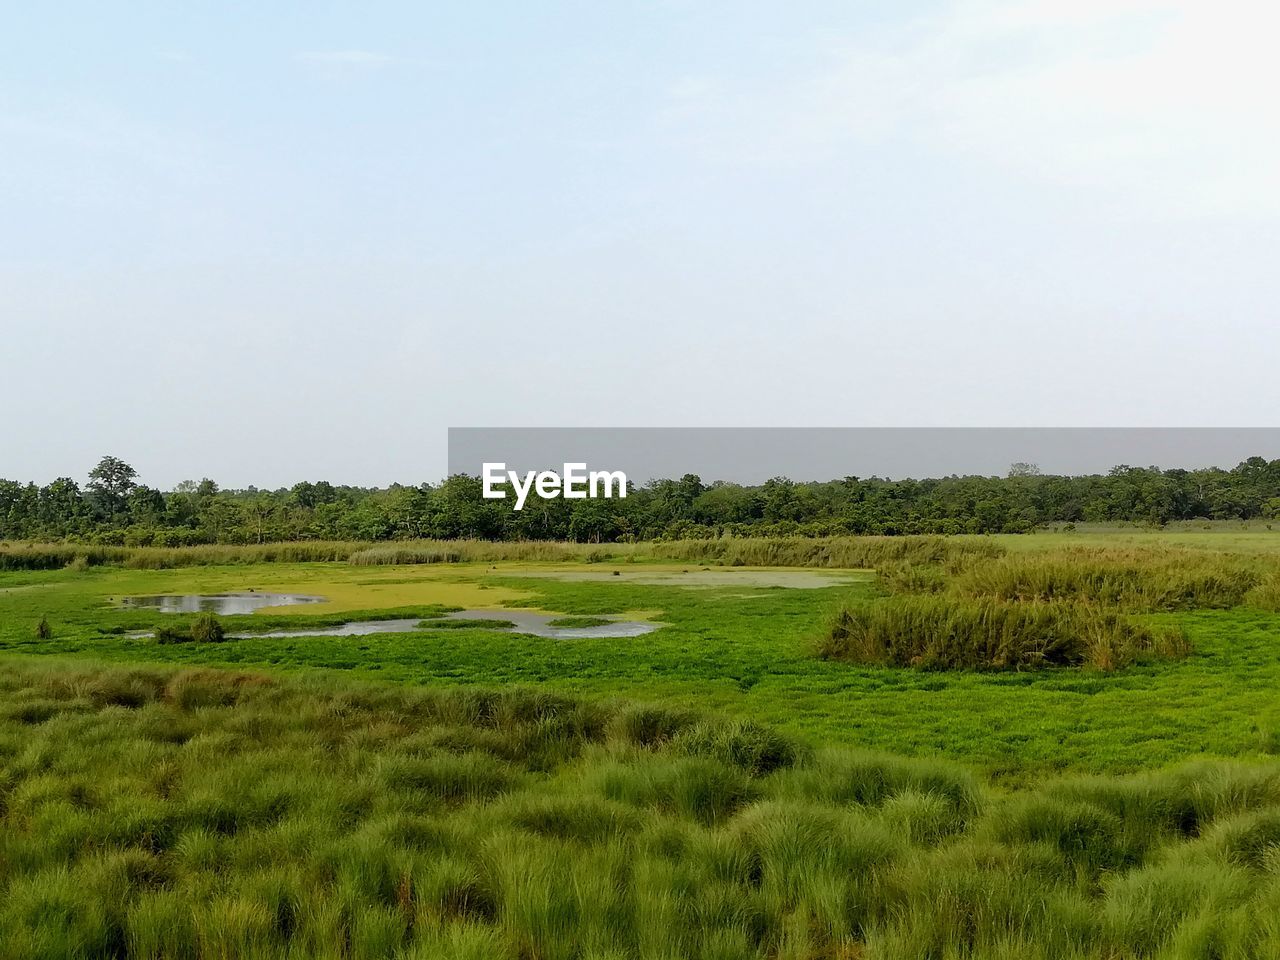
154,614,226,645
190,614,226,644
34,617,52,640
154,625,191,645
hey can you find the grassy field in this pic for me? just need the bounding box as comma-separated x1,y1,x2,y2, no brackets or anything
3,532,1280,956
4,549,1279,774
4,658,1280,960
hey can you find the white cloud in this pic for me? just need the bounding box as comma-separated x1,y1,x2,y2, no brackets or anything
294,50,394,67
663,0,1280,217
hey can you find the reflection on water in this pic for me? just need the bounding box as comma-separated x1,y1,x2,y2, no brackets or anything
237,618,424,638
226,610,659,640
120,593,326,615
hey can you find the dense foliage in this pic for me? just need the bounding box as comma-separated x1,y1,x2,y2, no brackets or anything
5,456,1280,545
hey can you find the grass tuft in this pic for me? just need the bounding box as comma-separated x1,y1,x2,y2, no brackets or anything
817,595,1188,671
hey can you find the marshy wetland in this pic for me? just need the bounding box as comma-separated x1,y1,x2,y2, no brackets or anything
5,532,1280,957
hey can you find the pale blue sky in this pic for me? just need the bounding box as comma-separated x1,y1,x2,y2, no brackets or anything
4,1,1279,488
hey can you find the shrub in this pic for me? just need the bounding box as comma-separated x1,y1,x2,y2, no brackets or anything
154,625,190,645
190,614,226,644
34,617,53,640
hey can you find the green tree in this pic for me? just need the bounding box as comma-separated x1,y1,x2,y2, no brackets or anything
87,455,138,520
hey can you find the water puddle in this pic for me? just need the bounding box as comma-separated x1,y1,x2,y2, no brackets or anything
120,593,326,615
226,610,659,640
438,609,659,638
234,618,424,638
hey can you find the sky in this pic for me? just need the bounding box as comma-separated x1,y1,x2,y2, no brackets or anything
4,0,1280,489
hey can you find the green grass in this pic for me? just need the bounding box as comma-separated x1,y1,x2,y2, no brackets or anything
2,659,1280,959
6,533,1280,954
818,595,1189,671
3,552,1280,775
0,533,1008,573
949,547,1270,611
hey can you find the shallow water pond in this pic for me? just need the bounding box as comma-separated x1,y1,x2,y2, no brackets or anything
233,618,423,639
232,610,659,640
440,609,659,638
120,593,326,615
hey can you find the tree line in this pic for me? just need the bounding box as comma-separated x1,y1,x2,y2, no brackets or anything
3,455,1280,545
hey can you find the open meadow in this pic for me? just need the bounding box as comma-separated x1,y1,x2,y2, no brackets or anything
4,531,1280,957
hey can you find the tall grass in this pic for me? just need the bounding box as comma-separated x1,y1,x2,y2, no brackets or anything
651,535,1007,569
351,535,1006,569
347,540,635,565
1,658,1279,958
817,595,1189,670
0,534,1006,572
0,541,369,571
950,547,1267,611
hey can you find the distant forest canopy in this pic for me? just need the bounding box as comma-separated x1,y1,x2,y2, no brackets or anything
4,455,1280,545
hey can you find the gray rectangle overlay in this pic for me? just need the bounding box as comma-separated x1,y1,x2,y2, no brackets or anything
448,428,1280,484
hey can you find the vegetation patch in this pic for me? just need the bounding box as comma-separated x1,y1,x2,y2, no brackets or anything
2,550,1275,770
949,547,1267,611
0,660,1277,958
817,595,1189,670
417,617,517,630
155,613,226,645
0,534,1005,573
546,615,614,628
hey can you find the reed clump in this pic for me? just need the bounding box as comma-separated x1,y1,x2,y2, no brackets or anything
817,595,1187,671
